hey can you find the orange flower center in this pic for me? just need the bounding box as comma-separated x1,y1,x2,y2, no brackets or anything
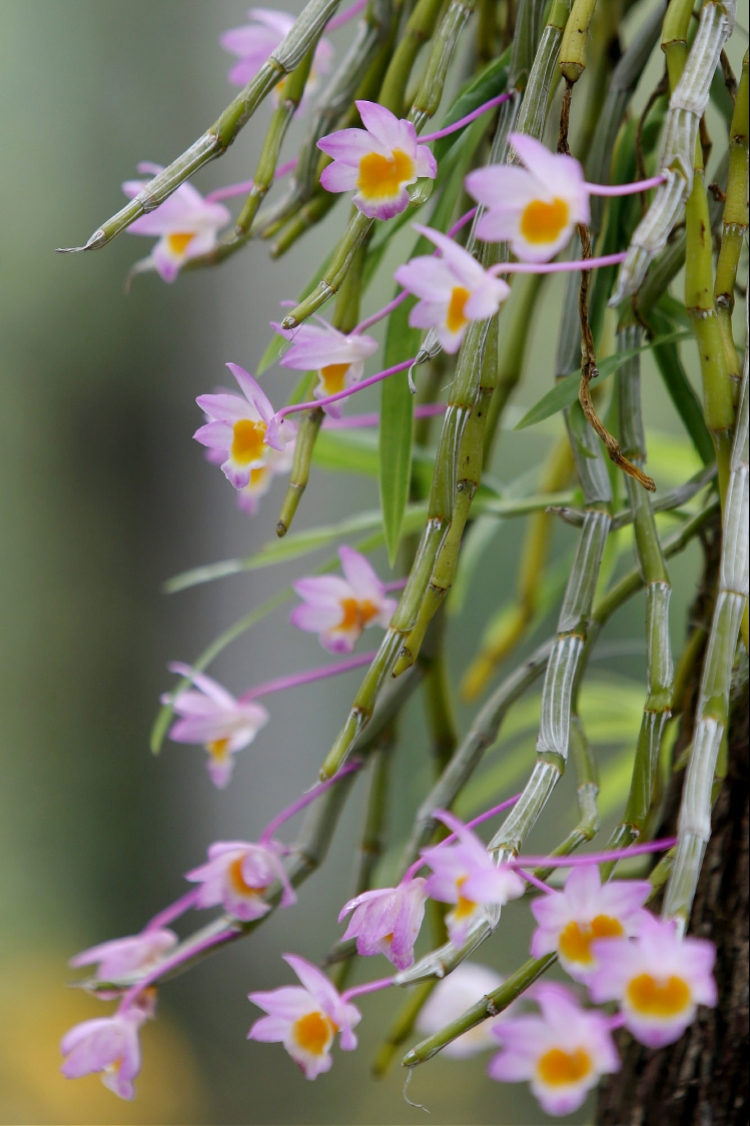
249,465,271,489
231,419,268,465
166,232,196,256
537,1047,592,1086
558,915,625,965
446,286,471,333
207,737,230,762
227,856,266,897
357,149,415,201
320,362,351,395
519,197,570,245
338,597,379,631
626,973,691,1017
452,876,476,920
292,1010,337,1056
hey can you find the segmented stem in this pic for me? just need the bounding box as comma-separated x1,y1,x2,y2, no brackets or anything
58,0,343,253
606,324,674,855
663,353,748,930
611,0,736,304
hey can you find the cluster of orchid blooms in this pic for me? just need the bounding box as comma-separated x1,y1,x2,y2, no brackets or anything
60,6,719,1117
62,784,716,1113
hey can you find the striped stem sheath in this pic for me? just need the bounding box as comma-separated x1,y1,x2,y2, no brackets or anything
318,309,494,778
394,501,719,988
610,0,737,304
317,0,562,777
461,435,573,701
487,502,611,856
663,353,748,932
57,0,343,253
555,0,666,376
714,50,749,389
234,49,317,237
282,0,476,329
254,0,393,236
607,325,674,856
391,317,499,676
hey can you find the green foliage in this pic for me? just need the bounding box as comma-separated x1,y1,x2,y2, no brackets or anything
514,330,691,430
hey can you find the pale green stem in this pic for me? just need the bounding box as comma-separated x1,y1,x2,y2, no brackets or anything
605,324,674,859
714,50,748,389
559,0,599,83
59,0,343,253
283,0,476,328
254,0,393,236
663,353,748,931
394,500,716,986
611,0,737,304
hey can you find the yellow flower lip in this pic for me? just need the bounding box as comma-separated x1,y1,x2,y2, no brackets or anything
626,973,691,1018
320,362,350,395
537,1046,592,1087
292,1010,337,1056
231,418,268,465
445,286,471,333
338,597,379,631
558,915,625,966
519,197,570,244
166,231,196,255
357,149,415,201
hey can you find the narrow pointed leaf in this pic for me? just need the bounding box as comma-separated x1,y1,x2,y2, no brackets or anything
380,294,420,564
514,330,690,430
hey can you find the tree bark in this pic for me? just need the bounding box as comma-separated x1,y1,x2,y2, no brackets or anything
597,530,749,1126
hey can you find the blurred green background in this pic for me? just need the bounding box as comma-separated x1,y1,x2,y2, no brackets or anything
0,2,741,1123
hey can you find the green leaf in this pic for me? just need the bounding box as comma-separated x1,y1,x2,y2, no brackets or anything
514,330,691,430
380,294,421,564
164,503,429,593
647,307,715,466
313,428,381,477
431,49,511,165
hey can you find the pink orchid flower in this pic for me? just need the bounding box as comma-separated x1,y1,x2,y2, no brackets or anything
194,363,295,490
530,864,651,982
248,954,362,1079
318,100,437,220
275,321,379,417
417,963,516,1058
70,930,177,981
186,839,295,921
122,164,230,282
588,913,717,1048
394,224,510,353
60,994,154,1100
221,9,333,103
338,877,427,970
291,545,397,653
165,663,269,788
488,982,619,1116
465,132,590,262
421,811,525,946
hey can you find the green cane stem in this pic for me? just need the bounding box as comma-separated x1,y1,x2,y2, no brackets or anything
663,352,748,930
59,0,343,253
713,49,748,390
559,0,599,83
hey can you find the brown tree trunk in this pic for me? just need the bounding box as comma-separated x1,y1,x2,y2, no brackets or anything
597,532,749,1125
